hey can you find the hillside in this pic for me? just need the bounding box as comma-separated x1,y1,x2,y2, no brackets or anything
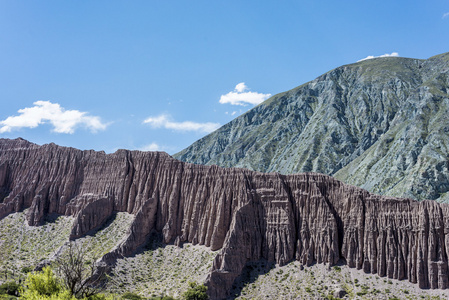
174,52,449,202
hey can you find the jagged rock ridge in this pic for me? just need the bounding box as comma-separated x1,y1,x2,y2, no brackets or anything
174,52,449,202
1,138,449,299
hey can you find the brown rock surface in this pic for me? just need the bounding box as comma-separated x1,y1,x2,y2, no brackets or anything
1,138,449,299
69,195,114,239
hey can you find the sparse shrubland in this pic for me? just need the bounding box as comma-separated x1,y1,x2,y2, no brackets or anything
0,211,133,285
228,261,449,299
2,212,449,299
106,234,216,299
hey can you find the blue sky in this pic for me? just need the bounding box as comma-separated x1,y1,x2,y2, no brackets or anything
1,1,448,154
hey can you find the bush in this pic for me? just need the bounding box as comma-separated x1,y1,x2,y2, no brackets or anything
0,281,20,296
86,294,114,300
332,266,341,272
122,292,143,300
0,295,17,300
22,266,63,298
21,267,33,274
20,266,114,300
183,282,208,300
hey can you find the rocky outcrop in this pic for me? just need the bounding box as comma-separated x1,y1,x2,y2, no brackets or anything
1,138,449,299
174,52,449,202
101,198,158,266
69,195,114,239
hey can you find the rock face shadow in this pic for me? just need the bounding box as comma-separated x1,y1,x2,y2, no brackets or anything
226,260,276,300
120,230,168,259
0,187,10,203
43,212,63,224
142,231,166,253
82,212,120,238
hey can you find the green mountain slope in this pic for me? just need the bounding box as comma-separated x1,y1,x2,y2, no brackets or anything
174,52,449,201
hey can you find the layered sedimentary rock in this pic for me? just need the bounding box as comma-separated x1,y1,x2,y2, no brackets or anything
1,138,449,299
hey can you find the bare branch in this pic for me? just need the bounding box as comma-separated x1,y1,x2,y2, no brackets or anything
54,241,106,298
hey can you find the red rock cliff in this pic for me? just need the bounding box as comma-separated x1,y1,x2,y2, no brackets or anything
1,138,448,299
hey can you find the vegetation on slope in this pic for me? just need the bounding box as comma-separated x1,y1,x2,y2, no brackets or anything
1,211,449,299
0,211,133,285
106,233,216,299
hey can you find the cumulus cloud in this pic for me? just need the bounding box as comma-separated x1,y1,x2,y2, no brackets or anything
358,52,399,62
139,142,162,151
143,114,220,133
443,12,449,18
219,82,271,106
0,101,107,134
235,82,248,93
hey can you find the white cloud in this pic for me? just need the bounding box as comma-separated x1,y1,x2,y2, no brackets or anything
235,82,248,93
443,12,449,18
143,114,220,133
139,142,162,151
219,82,271,106
0,101,107,134
358,52,399,62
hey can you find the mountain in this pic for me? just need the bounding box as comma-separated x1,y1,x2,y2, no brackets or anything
174,52,449,202
2,138,449,299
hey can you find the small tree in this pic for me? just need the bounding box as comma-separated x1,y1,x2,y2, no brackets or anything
182,282,208,300
54,241,105,299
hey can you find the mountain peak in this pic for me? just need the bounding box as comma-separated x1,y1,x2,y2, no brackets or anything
174,52,449,202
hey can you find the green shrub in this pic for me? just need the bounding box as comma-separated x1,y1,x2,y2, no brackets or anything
21,266,63,298
0,281,20,296
122,292,143,300
86,294,113,300
21,266,33,274
183,282,208,300
19,266,115,300
0,295,17,300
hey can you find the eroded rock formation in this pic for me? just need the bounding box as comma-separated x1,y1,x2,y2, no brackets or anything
1,138,449,299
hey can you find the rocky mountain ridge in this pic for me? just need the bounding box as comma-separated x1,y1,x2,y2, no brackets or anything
174,52,449,202
1,138,449,299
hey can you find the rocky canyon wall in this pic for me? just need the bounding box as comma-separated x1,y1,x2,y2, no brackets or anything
1,138,449,299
